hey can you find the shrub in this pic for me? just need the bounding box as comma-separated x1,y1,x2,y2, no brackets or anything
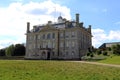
90,53,94,57
103,51,108,56
87,52,91,56
97,50,102,55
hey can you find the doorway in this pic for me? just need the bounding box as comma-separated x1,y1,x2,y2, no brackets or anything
47,52,50,60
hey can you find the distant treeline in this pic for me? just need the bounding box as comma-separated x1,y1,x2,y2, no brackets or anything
0,44,25,56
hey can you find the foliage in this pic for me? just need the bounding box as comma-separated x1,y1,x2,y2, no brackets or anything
0,60,120,80
5,44,15,56
103,51,108,56
0,44,25,57
87,52,90,56
96,49,102,55
112,44,120,55
13,44,25,56
0,49,5,56
90,53,94,57
108,47,111,51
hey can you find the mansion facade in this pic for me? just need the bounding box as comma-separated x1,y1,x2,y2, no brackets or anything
25,13,92,60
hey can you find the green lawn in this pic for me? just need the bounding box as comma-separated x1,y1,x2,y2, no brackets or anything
0,60,120,80
99,56,120,65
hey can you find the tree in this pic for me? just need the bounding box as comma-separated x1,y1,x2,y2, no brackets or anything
13,44,25,56
0,49,6,56
5,44,15,56
112,44,120,55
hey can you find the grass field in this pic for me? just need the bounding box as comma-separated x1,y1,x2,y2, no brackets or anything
99,56,120,65
0,60,120,80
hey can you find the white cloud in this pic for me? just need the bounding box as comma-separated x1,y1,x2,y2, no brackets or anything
92,28,120,48
0,0,71,49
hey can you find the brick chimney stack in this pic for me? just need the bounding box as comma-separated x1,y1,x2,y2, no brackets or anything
76,13,79,25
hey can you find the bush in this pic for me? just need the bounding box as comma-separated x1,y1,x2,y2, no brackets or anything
90,53,94,57
103,51,108,56
97,50,102,55
87,52,91,56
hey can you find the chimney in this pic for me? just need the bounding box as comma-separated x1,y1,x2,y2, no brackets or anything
88,25,91,33
80,22,83,27
48,21,52,25
76,13,79,24
27,22,30,33
33,26,37,32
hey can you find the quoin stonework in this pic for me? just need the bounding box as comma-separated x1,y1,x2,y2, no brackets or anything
25,13,92,60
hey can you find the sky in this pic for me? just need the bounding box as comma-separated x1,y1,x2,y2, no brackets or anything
0,0,120,49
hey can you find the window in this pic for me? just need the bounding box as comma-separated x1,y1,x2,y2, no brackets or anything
43,34,45,39
65,32,69,38
52,42,55,48
33,36,36,40
52,52,55,56
66,51,68,56
42,51,46,56
71,31,75,37
71,51,74,56
47,33,51,39
72,41,75,47
43,42,46,48
66,41,69,48
48,41,52,48
60,33,63,38
37,44,40,48
38,35,40,39
60,42,63,47
52,33,55,39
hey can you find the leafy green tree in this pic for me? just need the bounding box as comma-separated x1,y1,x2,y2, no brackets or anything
13,44,25,56
5,44,15,56
0,49,6,56
112,44,120,55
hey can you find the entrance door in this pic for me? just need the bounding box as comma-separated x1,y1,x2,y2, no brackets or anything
47,52,50,60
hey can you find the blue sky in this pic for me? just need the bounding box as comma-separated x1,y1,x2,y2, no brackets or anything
0,0,120,48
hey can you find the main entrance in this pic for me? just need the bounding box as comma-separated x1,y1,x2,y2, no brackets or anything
47,52,50,60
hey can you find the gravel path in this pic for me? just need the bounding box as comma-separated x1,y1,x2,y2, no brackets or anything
73,61,120,68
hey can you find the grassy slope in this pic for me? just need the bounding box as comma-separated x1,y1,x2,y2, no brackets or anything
0,60,120,80
99,56,120,65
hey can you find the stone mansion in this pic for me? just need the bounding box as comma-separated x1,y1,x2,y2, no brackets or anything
25,13,92,60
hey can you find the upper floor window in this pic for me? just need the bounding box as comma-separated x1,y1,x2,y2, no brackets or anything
38,35,41,39
60,42,64,47
52,42,55,48
65,32,69,38
33,36,36,40
72,41,75,47
47,33,51,39
52,33,55,39
60,32,64,38
71,31,75,37
43,34,45,39
66,41,69,48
